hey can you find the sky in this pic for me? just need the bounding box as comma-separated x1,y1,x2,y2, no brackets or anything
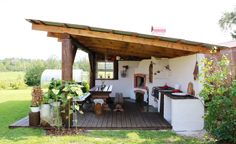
0,0,235,60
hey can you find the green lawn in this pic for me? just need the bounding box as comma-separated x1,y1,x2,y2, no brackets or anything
0,88,213,144
0,72,25,81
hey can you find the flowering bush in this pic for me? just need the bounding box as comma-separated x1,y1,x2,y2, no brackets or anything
31,86,43,107
200,53,236,143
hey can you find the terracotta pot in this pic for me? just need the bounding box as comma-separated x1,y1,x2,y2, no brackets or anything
94,103,102,115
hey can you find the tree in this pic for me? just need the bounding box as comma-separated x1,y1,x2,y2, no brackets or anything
46,56,61,69
73,57,89,72
219,8,236,39
24,60,46,86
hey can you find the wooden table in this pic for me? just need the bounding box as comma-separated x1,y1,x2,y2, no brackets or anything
89,85,113,111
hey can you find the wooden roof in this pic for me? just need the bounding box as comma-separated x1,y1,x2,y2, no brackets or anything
26,19,228,59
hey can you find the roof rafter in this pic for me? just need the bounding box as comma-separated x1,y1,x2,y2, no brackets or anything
76,36,193,56
88,46,174,58
91,48,150,58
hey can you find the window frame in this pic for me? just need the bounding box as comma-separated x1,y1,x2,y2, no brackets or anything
96,60,118,80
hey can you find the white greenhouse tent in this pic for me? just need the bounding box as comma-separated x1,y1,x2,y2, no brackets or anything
41,69,89,86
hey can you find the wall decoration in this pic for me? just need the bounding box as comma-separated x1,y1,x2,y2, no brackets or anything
121,65,129,77
193,61,199,80
149,61,153,83
156,64,171,73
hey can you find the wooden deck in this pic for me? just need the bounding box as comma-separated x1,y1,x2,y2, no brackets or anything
9,100,171,130
9,116,30,128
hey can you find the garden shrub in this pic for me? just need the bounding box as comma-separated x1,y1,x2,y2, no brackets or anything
0,80,8,89
24,63,45,86
200,53,236,143
9,79,27,89
0,77,26,90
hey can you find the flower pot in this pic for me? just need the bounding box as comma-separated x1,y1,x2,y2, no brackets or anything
41,104,50,116
51,101,60,107
94,103,103,115
40,104,51,126
30,106,40,112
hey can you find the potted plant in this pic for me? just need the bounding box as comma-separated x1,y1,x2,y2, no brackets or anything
29,86,43,126
99,74,103,79
47,79,63,128
48,79,63,107
30,86,43,112
43,79,84,129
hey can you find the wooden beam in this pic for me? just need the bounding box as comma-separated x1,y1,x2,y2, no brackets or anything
81,40,191,57
95,52,150,59
61,35,77,81
90,47,158,58
75,36,193,56
86,43,187,58
32,24,210,53
57,38,62,42
71,37,90,53
88,52,96,87
47,32,90,53
47,32,195,57
71,44,77,64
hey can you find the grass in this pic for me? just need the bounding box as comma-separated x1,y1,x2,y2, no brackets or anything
0,72,26,90
0,72,25,81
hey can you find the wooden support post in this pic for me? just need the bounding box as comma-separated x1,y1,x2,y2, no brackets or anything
61,34,77,81
61,34,77,128
88,52,96,87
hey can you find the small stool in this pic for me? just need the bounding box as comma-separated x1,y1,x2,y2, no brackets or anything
94,99,104,115
114,93,124,112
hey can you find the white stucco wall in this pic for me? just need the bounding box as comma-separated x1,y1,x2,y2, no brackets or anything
95,61,139,98
168,54,204,97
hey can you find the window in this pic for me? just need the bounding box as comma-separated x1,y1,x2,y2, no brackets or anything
97,61,114,79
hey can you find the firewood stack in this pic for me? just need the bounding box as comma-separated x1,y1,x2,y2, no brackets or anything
113,93,124,112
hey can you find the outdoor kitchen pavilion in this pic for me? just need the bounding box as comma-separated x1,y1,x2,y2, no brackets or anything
7,19,228,130
26,19,226,87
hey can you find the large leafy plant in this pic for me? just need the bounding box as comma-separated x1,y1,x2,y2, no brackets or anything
200,53,236,143
61,82,84,128
46,79,84,128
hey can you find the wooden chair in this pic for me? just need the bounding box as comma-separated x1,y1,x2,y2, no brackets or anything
113,93,124,112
